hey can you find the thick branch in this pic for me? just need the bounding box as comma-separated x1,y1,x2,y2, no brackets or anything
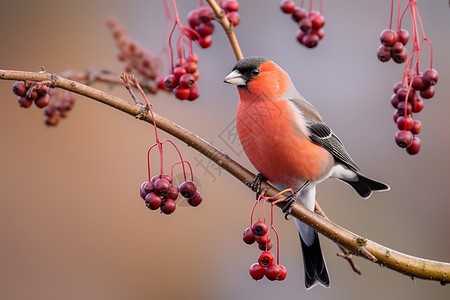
1,69,449,285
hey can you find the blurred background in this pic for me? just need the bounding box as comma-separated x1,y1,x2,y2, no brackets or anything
1,1,449,299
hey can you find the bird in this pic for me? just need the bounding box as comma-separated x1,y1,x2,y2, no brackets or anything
224,56,389,289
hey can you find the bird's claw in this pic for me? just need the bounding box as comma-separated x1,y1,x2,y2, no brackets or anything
250,173,266,200
282,196,295,219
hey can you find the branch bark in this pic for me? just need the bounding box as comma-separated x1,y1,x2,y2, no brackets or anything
1,68,449,285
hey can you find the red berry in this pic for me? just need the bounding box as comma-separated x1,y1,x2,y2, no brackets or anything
157,75,168,90
198,7,214,23
299,18,312,33
278,265,287,281
265,263,282,281
411,75,426,91
422,69,438,86
185,62,198,74
251,221,268,236
226,12,240,26
160,199,176,214
377,45,391,62
258,238,273,251
280,0,296,14
35,94,50,108
27,89,38,101
179,181,197,198
161,174,173,183
18,96,32,108
392,48,407,64
140,181,154,199
393,82,403,94
258,251,274,268
395,130,413,148
222,0,239,12
164,74,178,90
291,7,306,22
243,228,256,244
167,184,179,200
154,178,170,196
391,41,404,53
198,35,212,48
45,114,60,126
380,29,397,47
311,14,325,29
256,233,271,245
12,81,27,96
174,86,190,100
397,101,412,115
411,120,421,135
420,86,435,99
391,94,399,108
302,33,319,48
187,191,202,207
187,10,201,28
413,98,424,113
393,110,400,123
311,28,325,40
179,73,195,88
396,115,414,131
406,137,421,155
145,192,163,210
188,83,199,101
195,22,214,37
37,85,50,96
173,67,187,80
397,29,409,45
296,30,306,44
249,263,265,280
187,53,199,63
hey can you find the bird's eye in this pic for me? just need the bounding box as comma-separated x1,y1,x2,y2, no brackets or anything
251,69,260,76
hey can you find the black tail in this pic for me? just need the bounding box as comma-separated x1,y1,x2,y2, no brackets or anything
339,174,390,199
299,231,330,289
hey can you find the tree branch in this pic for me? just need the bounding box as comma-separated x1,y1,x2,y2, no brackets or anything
1,68,449,285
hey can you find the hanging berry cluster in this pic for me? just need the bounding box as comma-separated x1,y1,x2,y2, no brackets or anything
243,190,291,281
122,74,202,215
378,0,439,155
280,0,325,48
12,80,75,126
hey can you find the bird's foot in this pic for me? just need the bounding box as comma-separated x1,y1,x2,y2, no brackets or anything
282,181,311,219
250,173,267,200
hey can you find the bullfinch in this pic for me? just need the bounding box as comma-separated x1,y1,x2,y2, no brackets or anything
224,56,389,289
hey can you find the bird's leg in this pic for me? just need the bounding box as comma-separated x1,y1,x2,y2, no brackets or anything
249,173,267,200
282,181,310,217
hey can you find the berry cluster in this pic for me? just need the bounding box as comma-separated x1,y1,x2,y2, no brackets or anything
122,74,203,214
13,80,76,126
219,0,240,27
161,53,200,100
106,16,161,94
377,29,409,64
379,0,439,155
243,190,291,281
140,175,201,214
392,68,438,154
280,0,325,48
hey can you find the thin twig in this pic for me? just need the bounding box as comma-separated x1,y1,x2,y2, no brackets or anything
0,69,449,285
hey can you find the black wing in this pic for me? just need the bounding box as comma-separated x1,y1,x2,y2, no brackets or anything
306,121,361,173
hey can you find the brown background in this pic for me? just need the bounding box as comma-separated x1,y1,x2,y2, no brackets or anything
1,1,449,299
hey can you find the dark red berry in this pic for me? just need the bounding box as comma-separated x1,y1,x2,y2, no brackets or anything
187,191,202,207
160,199,176,214
145,192,163,210
280,0,296,14
391,41,404,54
291,7,306,22
198,7,214,23
393,82,403,94
302,33,319,48
187,10,201,28
27,89,38,101
154,178,170,196
412,75,426,91
296,30,306,44
380,29,397,47
157,75,168,90
413,98,424,113
18,96,33,108
377,45,391,62
396,116,414,131
278,265,287,281
256,233,271,245
395,130,413,148
392,48,407,64
161,174,173,184
35,94,50,108
37,85,50,96
406,137,421,155
265,263,282,281
258,238,273,251
226,12,240,26
198,35,212,48
397,29,409,45
411,120,422,135
13,81,27,96
391,94,399,108
140,181,154,199
222,0,239,12
173,86,190,100
251,221,268,236
164,74,178,90
249,263,265,280
179,73,195,88
311,28,325,40
243,228,256,244
188,83,199,101
420,86,435,99
195,22,214,37
393,110,400,123
311,14,325,29
299,18,312,33
167,185,179,200
258,251,274,268
173,67,187,80
179,181,197,198
422,69,438,86
397,101,412,115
